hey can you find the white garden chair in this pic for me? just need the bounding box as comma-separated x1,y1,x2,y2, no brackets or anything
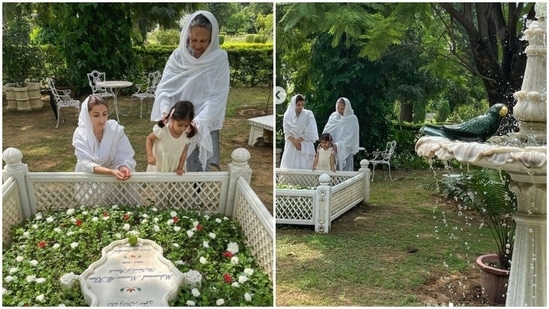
87,70,115,101
129,71,162,118
368,140,397,182
46,78,81,128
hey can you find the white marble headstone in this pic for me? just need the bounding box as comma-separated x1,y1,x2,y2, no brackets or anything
79,239,184,307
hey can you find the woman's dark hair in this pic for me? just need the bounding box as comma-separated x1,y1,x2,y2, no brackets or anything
319,133,333,144
295,94,305,103
87,95,108,112
158,100,197,138
190,14,212,32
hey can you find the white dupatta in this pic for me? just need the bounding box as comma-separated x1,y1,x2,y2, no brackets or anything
283,95,318,156
322,97,360,170
151,10,230,171
72,95,135,173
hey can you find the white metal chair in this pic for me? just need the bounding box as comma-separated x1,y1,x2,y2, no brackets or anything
87,70,115,100
368,140,397,182
46,78,81,128
129,71,162,118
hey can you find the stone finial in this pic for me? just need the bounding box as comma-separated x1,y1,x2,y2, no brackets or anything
360,159,369,168
535,2,546,20
231,148,251,164
319,173,331,185
2,147,23,165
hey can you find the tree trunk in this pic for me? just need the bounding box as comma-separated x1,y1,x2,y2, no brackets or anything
400,100,413,123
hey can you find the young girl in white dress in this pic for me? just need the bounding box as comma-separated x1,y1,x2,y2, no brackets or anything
312,133,336,172
146,101,197,174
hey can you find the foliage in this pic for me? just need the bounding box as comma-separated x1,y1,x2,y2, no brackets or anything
434,99,451,123
156,29,180,45
2,205,273,306
420,168,516,270
2,14,43,86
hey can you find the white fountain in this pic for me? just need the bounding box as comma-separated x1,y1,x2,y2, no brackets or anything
416,3,546,306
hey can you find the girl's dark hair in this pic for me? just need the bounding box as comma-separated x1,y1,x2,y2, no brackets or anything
87,95,108,112
158,101,197,138
319,133,333,143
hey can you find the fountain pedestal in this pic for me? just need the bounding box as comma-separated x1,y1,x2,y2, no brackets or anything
416,2,546,306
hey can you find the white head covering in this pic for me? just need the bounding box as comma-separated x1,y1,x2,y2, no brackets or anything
73,95,135,171
151,10,230,171
322,97,360,170
283,94,318,155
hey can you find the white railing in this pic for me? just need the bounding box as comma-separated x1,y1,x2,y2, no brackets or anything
2,147,273,280
275,160,370,233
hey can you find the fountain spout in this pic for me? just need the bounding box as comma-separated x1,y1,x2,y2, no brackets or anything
416,2,546,306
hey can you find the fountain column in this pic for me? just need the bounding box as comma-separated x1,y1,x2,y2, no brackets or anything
505,3,546,306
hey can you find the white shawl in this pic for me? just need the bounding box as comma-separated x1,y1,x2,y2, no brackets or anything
322,97,360,170
73,95,136,173
283,94,318,156
151,10,230,171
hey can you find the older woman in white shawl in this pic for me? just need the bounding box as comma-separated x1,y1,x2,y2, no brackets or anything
322,97,360,171
280,94,319,169
72,95,139,206
151,11,230,172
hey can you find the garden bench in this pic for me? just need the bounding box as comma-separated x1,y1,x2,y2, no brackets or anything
248,115,274,146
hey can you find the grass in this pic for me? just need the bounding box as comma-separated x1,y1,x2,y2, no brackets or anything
275,168,496,306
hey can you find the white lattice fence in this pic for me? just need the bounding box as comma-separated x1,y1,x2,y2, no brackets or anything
275,161,370,233
233,178,274,280
2,177,23,245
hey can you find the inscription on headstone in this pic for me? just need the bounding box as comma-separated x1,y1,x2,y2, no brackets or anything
80,239,184,307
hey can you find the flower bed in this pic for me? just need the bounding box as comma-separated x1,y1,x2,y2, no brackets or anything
2,205,273,306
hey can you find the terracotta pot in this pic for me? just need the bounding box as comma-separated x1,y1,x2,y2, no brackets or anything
476,253,510,305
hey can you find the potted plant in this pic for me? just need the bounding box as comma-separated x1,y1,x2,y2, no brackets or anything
2,14,43,111
422,167,517,305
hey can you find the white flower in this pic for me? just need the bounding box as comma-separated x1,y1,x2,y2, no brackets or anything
199,256,207,264
70,242,79,249
175,260,185,265
32,224,39,229
54,227,62,233
238,275,248,283
231,256,240,265
167,219,174,225
60,272,78,290
173,243,180,248
115,233,122,239
215,218,222,223
128,230,139,236
15,256,24,262
187,230,194,238
36,278,46,284
9,267,18,274
224,216,229,220
2,288,7,295
244,292,252,302
35,213,43,220
191,288,201,297
244,268,254,276
203,241,210,248
153,217,160,222
67,231,75,236
174,226,181,232
26,275,36,283
203,214,210,219
4,275,15,283
231,282,240,288
227,242,239,254
183,270,202,286
193,220,200,227
151,207,158,212
186,300,196,306
111,205,119,209
153,225,160,232
142,213,149,218
141,219,148,224
170,211,177,217
82,211,88,215
53,243,60,249
36,294,45,302
102,215,109,220
209,232,216,239
123,224,131,231
46,217,54,223
66,208,75,215
23,231,30,238
92,217,98,222
216,298,225,306
29,259,39,267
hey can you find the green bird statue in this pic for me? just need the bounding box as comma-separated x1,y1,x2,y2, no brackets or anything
420,103,509,142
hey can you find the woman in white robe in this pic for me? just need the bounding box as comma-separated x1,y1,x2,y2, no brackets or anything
72,95,139,206
322,97,360,171
280,94,319,169
151,11,230,172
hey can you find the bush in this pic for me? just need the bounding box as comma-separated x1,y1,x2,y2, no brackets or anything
156,29,180,45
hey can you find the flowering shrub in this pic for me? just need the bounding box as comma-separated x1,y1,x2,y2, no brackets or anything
2,205,273,306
